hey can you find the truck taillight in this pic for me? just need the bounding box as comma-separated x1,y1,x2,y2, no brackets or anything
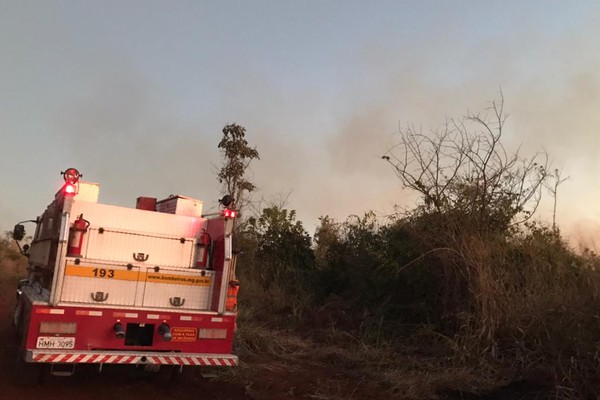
222,209,236,219
39,322,77,334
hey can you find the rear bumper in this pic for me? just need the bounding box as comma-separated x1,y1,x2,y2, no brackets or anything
26,350,238,366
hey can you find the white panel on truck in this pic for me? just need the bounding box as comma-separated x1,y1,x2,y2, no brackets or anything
83,228,195,268
60,262,141,306
69,201,205,238
142,267,214,310
77,182,100,203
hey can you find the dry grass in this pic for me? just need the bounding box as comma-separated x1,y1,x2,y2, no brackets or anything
234,323,311,357
234,217,600,398
231,319,545,399
416,226,600,399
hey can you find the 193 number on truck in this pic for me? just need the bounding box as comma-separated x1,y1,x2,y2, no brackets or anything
93,268,115,278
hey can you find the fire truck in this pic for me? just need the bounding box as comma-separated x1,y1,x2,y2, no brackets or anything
12,168,239,379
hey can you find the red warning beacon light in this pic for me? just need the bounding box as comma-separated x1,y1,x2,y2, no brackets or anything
61,168,81,196
219,195,236,219
222,209,237,219
217,196,236,240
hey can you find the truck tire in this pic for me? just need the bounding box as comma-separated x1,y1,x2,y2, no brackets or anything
13,299,24,339
12,349,43,386
12,301,44,386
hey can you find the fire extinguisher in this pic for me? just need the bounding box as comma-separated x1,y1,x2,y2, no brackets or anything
195,229,211,268
67,214,90,257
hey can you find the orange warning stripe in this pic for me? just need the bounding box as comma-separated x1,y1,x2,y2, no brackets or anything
64,265,211,287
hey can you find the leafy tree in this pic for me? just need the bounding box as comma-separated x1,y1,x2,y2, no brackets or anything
312,213,438,338
313,215,341,268
248,206,315,290
0,233,26,261
217,123,260,213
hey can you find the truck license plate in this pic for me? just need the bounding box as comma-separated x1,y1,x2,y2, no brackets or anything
36,336,76,349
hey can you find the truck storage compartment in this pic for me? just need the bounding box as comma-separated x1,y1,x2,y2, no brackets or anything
60,261,141,306
142,267,215,310
83,228,195,268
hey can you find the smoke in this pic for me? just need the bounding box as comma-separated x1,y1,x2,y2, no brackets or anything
54,28,600,242
55,65,221,208
322,21,600,242
4,2,600,244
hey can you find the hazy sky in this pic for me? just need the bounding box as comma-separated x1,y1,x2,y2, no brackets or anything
2,1,600,246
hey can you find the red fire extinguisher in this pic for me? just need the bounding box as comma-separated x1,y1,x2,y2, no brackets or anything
195,229,211,268
67,214,90,257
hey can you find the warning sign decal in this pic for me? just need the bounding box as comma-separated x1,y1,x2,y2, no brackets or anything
171,327,198,342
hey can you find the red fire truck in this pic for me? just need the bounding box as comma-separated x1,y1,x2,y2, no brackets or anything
12,168,239,379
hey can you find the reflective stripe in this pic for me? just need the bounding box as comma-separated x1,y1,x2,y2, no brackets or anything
30,352,237,366
147,314,170,320
76,310,103,316
80,354,93,363
35,308,65,315
113,312,139,318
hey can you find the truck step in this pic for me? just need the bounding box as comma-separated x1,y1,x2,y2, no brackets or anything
50,363,76,377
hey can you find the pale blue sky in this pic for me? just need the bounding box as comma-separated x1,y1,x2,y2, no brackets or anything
2,1,600,245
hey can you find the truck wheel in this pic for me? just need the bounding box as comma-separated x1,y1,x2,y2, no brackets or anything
12,350,43,386
13,300,24,339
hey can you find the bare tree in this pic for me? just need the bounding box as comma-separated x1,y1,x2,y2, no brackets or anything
382,95,550,233
546,168,569,231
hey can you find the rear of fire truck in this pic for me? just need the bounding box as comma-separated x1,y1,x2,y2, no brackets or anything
12,168,239,378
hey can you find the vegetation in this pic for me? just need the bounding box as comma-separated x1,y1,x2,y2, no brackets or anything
0,111,597,398
230,101,600,399
217,123,260,214
0,234,28,285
